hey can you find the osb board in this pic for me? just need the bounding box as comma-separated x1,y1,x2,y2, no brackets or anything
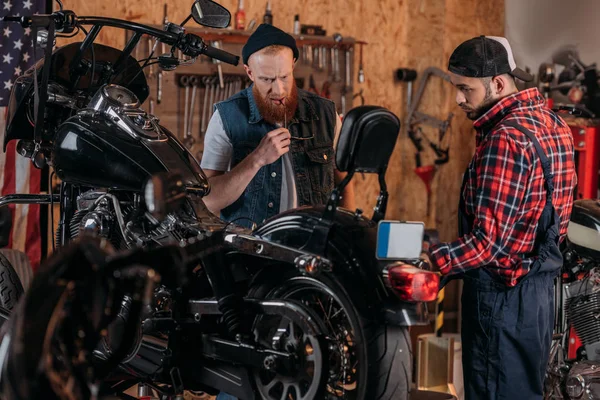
56,0,504,243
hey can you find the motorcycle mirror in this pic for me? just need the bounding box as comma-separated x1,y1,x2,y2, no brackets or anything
190,0,231,29
143,172,187,222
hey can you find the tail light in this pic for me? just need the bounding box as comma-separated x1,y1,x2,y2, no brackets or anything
384,263,439,302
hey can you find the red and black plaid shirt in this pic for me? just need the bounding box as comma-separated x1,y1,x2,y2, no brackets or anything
430,88,577,286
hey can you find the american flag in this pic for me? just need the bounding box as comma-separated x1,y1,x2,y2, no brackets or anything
0,0,46,271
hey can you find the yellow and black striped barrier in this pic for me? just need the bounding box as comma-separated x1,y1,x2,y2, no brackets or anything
435,286,444,337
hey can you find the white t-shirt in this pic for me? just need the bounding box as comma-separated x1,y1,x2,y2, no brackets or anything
200,109,342,213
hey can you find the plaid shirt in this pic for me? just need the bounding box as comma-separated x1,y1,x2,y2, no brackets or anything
430,88,577,286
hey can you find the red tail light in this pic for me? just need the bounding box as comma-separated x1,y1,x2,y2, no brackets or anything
384,263,440,302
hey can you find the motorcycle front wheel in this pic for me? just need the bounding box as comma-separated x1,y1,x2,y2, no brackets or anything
252,272,411,400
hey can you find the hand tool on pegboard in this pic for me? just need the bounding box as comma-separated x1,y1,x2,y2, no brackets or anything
147,36,157,78
211,41,225,89
340,47,353,117
156,3,168,105
207,76,217,120
396,66,454,217
200,76,211,135
185,76,199,149
332,33,343,83
180,75,190,140
357,42,365,84
353,89,364,105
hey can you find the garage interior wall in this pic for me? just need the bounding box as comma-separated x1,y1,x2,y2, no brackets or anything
506,0,600,77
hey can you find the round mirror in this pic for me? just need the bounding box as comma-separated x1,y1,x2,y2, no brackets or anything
191,0,231,29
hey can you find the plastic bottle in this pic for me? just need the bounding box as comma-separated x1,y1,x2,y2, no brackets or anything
293,14,300,35
235,0,246,30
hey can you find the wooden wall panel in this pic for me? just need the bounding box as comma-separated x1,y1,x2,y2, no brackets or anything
56,0,504,242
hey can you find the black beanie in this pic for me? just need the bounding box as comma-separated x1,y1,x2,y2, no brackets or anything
242,24,299,65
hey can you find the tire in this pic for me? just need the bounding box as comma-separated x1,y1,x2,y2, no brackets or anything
0,250,27,313
366,324,411,400
0,249,33,292
250,272,411,400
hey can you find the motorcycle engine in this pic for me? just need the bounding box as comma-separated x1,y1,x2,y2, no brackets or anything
563,273,600,399
565,275,600,361
68,189,193,250
565,361,600,399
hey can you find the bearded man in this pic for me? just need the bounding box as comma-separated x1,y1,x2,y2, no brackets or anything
426,36,576,400
201,24,354,228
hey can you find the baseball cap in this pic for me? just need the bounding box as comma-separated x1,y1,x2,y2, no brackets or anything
448,35,533,82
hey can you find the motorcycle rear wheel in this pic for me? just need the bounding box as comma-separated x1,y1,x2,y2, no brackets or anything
252,272,411,400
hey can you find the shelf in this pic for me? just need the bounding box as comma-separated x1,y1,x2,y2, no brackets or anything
148,24,366,48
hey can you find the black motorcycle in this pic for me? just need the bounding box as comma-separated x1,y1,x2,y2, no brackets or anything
0,1,440,399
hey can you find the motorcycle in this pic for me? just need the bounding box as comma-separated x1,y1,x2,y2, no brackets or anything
545,199,600,399
0,1,441,399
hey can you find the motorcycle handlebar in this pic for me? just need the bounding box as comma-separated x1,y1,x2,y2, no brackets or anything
203,43,240,66
2,12,240,65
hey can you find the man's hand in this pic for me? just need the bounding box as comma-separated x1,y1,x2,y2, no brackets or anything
419,239,433,270
252,128,291,167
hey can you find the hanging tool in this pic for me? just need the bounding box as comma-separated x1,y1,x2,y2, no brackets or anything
341,47,352,116
208,77,217,120
332,33,342,83
395,68,417,112
345,47,352,88
134,33,140,61
405,67,453,139
157,71,163,104
180,75,190,140
329,47,336,79
216,78,224,103
200,76,210,134
312,46,320,69
157,5,168,107
403,66,454,216
340,86,347,116
353,89,365,105
319,46,327,71
357,42,365,84
212,41,225,89
301,45,309,65
185,76,199,149
147,37,156,78
161,4,168,55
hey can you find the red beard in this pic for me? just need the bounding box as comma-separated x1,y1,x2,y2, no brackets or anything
253,83,298,125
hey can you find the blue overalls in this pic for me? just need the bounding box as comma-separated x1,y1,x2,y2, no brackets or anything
458,122,562,400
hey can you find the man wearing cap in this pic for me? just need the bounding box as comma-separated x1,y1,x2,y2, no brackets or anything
201,24,354,229
426,36,576,399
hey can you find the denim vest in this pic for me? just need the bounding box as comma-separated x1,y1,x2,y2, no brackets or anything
215,86,337,228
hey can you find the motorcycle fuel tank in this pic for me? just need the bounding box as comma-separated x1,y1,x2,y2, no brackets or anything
52,85,209,193
567,199,600,260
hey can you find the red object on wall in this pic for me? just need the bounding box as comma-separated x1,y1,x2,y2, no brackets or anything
569,123,600,200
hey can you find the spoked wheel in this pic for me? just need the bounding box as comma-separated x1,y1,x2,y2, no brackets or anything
253,314,327,399
253,274,364,400
252,272,411,400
